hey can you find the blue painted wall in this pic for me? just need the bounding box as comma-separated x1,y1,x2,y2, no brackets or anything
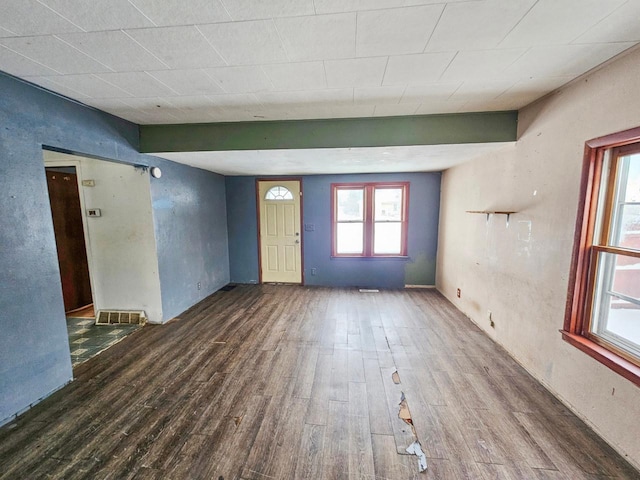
226,173,440,288
151,158,230,320
0,72,229,424
226,177,260,284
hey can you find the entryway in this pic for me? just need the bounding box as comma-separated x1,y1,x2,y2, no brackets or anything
43,149,160,367
257,179,303,284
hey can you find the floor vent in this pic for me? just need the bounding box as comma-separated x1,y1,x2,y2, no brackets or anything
95,310,147,326
359,289,379,293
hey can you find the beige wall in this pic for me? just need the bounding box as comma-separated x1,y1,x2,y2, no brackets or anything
44,151,163,323
437,45,640,468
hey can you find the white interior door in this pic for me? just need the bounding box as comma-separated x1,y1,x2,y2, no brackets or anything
258,180,302,284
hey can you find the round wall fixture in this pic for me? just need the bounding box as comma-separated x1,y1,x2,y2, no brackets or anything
150,166,162,178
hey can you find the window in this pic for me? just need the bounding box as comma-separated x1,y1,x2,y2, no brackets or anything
564,127,640,386
332,182,408,257
265,185,293,200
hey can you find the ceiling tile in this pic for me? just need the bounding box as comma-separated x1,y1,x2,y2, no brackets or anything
503,42,636,78
198,20,288,65
0,46,58,76
425,0,535,52
207,93,261,108
125,26,226,69
415,98,467,115
95,71,178,97
574,2,640,44
82,97,137,111
262,62,327,91
204,66,273,93
280,104,376,120
148,69,224,96
129,0,231,26
440,49,526,82
354,86,405,104
58,31,168,72
324,57,387,88
160,95,216,109
112,96,176,109
495,76,573,109
400,83,460,103
0,0,81,36
382,52,456,86
0,36,111,75
449,80,516,103
222,0,315,21
315,0,477,15
500,0,626,48
275,13,356,61
41,0,154,31
256,89,353,107
315,0,403,15
356,5,444,57
213,105,270,121
37,74,132,98
23,76,90,99
373,103,420,117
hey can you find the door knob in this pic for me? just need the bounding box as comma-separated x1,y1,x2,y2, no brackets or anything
295,239,300,244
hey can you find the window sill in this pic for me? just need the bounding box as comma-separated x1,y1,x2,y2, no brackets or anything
561,330,640,387
331,255,409,260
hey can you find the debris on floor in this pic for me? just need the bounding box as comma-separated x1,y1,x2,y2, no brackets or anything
395,382,427,473
406,441,428,472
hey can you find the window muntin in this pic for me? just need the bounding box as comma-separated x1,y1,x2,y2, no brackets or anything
265,185,293,200
332,183,408,257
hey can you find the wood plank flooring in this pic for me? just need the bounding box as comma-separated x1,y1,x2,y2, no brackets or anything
0,285,637,479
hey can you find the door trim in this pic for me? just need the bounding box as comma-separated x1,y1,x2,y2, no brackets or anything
256,178,304,285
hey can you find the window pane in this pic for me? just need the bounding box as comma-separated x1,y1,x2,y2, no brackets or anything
610,153,640,248
336,222,363,254
375,188,402,221
337,189,364,221
374,222,402,254
265,186,293,200
592,252,640,357
616,204,640,250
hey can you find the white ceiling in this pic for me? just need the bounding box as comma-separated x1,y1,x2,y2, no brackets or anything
1,0,638,174
156,142,515,175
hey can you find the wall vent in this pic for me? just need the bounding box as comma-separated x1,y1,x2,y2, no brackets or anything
95,310,146,326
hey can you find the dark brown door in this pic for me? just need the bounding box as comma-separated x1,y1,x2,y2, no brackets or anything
46,169,92,312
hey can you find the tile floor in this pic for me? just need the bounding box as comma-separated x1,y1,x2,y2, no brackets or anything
66,316,140,367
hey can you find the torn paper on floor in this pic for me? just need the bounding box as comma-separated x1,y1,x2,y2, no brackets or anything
406,440,428,472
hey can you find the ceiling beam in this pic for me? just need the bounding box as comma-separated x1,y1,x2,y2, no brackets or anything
139,111,517,153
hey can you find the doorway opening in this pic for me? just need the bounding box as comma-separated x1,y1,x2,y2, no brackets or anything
43,152,151,367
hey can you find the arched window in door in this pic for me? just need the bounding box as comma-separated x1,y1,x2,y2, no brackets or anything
265,185,294,200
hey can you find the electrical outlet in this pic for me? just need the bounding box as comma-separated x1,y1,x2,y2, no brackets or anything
311,268,317,275
197,282,201,290
456,288,461,298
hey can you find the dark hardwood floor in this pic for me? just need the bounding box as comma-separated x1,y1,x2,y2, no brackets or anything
0,285,637,479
